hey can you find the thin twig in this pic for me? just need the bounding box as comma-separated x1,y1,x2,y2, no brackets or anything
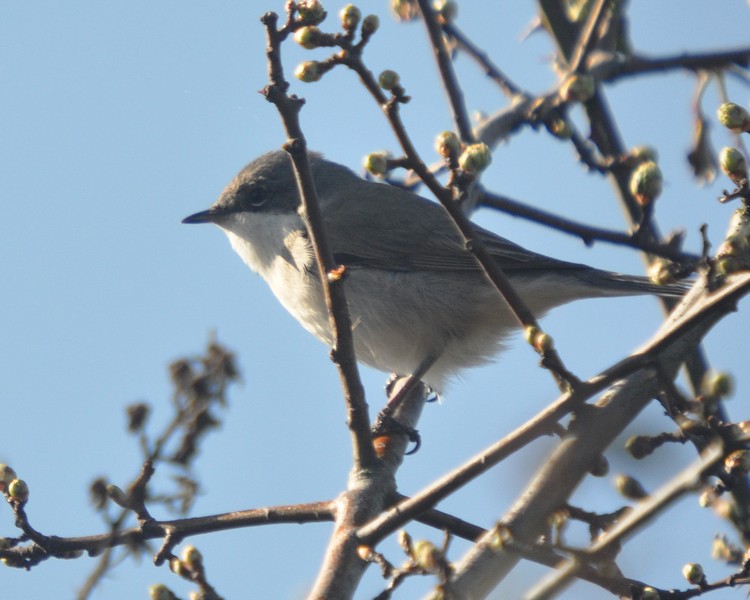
260,9,376,471
416,0,474,141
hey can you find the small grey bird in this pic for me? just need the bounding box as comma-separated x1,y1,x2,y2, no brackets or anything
183,150,684,392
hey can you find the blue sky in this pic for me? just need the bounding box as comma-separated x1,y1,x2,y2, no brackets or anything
2,2,750,598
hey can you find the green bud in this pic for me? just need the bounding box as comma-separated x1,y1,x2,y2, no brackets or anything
0,464,17,493
363,151,390,177
294,61,322,83
629,160,662,206
8,479,29,503
169,556,188,578
719,147,748,183
547,118,572,139
648,258,675,286
435,131,460,157
412,539,441,573
717,102,750,133
294,26,322,49
181,545,203,571
361,14,379,35
149,584,178,600
340,4,361,31
458,142,492,174
614,474,647,499
560,73,595,103
701,370,734,399
297,0,326,23
641,587,660,600
105,484,129,507
378,69,400,91
682,562,705,585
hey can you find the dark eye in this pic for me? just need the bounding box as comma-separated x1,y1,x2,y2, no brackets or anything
237,184,268,210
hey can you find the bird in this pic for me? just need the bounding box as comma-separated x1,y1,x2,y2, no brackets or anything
183,150,686,393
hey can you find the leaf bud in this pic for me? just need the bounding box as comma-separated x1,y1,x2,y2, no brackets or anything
294,61,322,83
378,69,400,91
719,146,748,183
717,102,750,133
629,160,662,205
339,4,361,31
294,26,323,49
363,151,391,177
682,562,705,585
361,14,379,35
434,131,460,158
8,479,29,503
458,142,492,174
614,474,647,499
412,539,441,573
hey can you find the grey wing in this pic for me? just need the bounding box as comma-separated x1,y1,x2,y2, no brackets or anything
322,179,586,273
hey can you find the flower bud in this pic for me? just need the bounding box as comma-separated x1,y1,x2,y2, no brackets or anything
433,0,458,23
682,562,705,585
717,102,750,133
547,117,572,139
169,556,188,578
434,131,460,157
105,484,129,507
181,545,203,571
711,535,742,562
647,258,675,286
625,435,655,459
412,539,441,573
378,69,400,91
149,584,178,600
458,143,492,174
294,26,322,49
560,73,595,103
363,151,390,177
629,160,662,206
398,529,413,553
8,479,29,503
614,474,647,499
297,0,326,23
391,0,419,21
641,587,660,600
361,14,379,35
701,370,734,399
719,147,748,183
0,464,18,493
357,545,375,561
294,61,322,83
339,4,361,31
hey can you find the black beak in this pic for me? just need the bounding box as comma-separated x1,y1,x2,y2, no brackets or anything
182,209,219,224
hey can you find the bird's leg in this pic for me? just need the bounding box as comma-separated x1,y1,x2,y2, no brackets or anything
371,354,438,454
